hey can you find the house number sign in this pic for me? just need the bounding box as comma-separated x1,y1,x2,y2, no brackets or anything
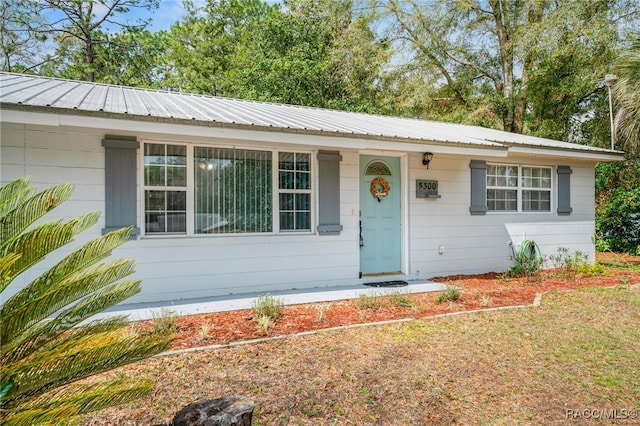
416,179,441,198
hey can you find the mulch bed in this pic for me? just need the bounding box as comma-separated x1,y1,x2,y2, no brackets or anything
134,252,640,351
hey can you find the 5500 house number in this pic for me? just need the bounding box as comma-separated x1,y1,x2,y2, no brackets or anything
416,179,441,198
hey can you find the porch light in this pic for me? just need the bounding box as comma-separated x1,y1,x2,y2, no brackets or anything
422,152,434,168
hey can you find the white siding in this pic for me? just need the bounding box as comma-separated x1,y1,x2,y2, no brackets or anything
1,123,361,304
407,152,596,278
1,122,599,305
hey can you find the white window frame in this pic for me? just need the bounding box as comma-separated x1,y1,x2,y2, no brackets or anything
141,141,314,237
142,142,189,235
486,163,553,213
275,151,313,233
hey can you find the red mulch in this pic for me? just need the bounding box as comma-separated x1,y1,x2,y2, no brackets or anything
134,252,640,351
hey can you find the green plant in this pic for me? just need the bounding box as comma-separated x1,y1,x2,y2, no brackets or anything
150,308,178,334
577,262,608,277
257,315,274,332
356,293,384,310
549,247,590,279
252,293,283,321
0,177,172,424
506,239,544,280
388,291,414,307
435,286,461,303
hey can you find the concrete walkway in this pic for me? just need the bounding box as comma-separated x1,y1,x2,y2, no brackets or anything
95,279,449,321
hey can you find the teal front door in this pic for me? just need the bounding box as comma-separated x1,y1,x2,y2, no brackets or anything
359,155,401,275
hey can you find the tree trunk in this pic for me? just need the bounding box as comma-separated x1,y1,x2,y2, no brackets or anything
171,396,254,426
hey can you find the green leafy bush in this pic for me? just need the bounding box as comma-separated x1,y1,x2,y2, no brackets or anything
505,239,544,280
0,178,172,424
595,161,640,254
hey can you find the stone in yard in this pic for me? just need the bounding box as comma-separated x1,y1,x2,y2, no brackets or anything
171,396,254,426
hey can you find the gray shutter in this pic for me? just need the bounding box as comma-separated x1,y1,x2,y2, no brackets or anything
469,160,488,215
316,150,343,235
102,135,139,238
557,165,572,215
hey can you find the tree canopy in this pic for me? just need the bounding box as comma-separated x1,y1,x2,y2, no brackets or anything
1,0,639,252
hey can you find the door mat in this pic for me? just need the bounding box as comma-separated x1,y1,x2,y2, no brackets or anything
363,280,408,288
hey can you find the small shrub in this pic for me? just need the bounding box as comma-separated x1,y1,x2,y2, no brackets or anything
550,247,590,279
435,286,460,303
577,262,608,277
252,293,283,321
357,293,384,309
150,308,178,334
506,239,544,280
388,291,414,307
257,315,274,332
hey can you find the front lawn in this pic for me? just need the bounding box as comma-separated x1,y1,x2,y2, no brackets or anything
82,281,640,424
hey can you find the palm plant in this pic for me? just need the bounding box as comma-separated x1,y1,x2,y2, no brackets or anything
613,32,640,154
0,177,172,424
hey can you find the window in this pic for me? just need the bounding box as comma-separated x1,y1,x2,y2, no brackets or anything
487,165,518,211
521,167,551,212
486,164,551,212
143,142,313,235
195,147,272,234
278,152,311,231
144,143,187,234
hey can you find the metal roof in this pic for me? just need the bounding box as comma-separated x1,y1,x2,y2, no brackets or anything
0,72,618,155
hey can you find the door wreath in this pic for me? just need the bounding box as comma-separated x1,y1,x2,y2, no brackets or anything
370,177,391,202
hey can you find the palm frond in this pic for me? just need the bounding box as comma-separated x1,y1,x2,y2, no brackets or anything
2,280,140,362
0,212,101,287
0,177,36,219
0,182,75,244
0,252,22,293
1,314,130,364
1,259,137,343
0,177,30,205
0,406,77,425
5,378,154,423
1,226,132,321
0,178,173,423
3,330,171,407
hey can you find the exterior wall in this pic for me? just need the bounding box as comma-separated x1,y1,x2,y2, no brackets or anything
1,121,598,305
1,122,361,304
407,152,596,278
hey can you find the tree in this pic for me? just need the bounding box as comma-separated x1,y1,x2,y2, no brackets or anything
0,0,50,73
377,0,639,140
44,27,171,87
164,0,275,95
232,0,390,111
613,32,640,154
594,32,640,255
35,0,159,82
0,177,172,424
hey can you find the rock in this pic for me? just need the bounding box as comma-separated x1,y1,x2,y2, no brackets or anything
171,396,254,426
